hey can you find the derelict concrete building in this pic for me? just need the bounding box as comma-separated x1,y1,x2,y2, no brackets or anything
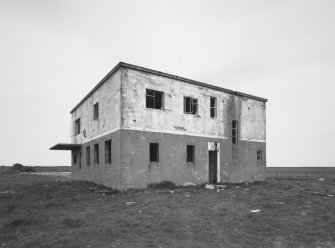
51,62,267,190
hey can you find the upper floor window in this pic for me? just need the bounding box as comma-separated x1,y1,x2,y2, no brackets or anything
210,97,217,118
146,89,164,110
184,96,198,115
74,118,80,135
232,120,238,144
93,102,99,120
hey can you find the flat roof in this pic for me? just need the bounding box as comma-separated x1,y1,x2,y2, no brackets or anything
70,62,268,113
49,143,82,151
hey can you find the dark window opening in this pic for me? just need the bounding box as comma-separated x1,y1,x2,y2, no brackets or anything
232,120,238,144
86,146,90,165
74,118,80,135
186,145,195,163
104,140,112,164
257,150,263,161
94,144,99,164
210,97,217,118
79,153,82,170
93,102,99,120
184,96,198,115
146,89,164,109
73,155,77,164
149,143,159,162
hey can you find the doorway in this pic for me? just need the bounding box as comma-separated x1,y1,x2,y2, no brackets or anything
208,142,220,184
208,151,217,183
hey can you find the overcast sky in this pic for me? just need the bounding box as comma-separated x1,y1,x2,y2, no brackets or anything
1,0,334,167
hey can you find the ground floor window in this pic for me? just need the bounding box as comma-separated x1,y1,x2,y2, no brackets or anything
186,145,195,163
104,140,112,164
86,146,90,165
73,154,77,164
79,153,81,170
149,143,159,162
257,150,263,161
94,144,99,164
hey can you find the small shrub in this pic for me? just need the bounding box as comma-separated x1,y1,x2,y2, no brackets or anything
11,164,36,173
11,163,24,171
147,181,176,190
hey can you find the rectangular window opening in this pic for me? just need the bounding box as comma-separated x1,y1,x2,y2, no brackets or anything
257,150,263,161
93,102,99,120
94,144,99,165
186,145,195,163
149,143,159,162
86,146,90,165
74,118,80,135
146,89,164,109
232,120,238,144
184,96,198,115
104,140,112,164
210,97,217,118
79,153,82,170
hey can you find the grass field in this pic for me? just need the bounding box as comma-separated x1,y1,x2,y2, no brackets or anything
267,167,335,179
1,167,335,248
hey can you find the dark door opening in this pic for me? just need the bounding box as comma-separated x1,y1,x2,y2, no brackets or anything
208,151,217,184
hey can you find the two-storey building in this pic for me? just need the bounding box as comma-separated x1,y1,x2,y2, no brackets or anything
50,62,267,190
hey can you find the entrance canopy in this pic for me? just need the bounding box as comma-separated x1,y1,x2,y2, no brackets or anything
50,143,81,151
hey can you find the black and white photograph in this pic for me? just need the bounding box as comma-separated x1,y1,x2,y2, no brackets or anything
1,0,335,247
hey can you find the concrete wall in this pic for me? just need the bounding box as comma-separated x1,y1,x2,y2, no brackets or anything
71,130,122,189
71,70,122,144
121,68,229,138
119,129,266,189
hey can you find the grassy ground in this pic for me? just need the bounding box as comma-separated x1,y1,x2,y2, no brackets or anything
1,168,335,248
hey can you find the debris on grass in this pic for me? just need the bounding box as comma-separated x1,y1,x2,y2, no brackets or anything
169,190,174,194
327,195,334,198
183,182,196,187
244,188,250,191
319,178,325,181
274,201,285,204
294,185,305,190
250,209,261,213
185,194,190,197
0,190,15,194
205,184,215,190
126,202,136,205
217,189,220,192
215,185,227,188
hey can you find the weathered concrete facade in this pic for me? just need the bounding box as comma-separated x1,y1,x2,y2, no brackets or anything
51,62,267,190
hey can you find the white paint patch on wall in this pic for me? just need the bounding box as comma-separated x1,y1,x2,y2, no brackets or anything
240,99,266,142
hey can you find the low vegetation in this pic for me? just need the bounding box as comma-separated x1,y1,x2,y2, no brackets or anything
0,167,335,248
10,163,36,173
